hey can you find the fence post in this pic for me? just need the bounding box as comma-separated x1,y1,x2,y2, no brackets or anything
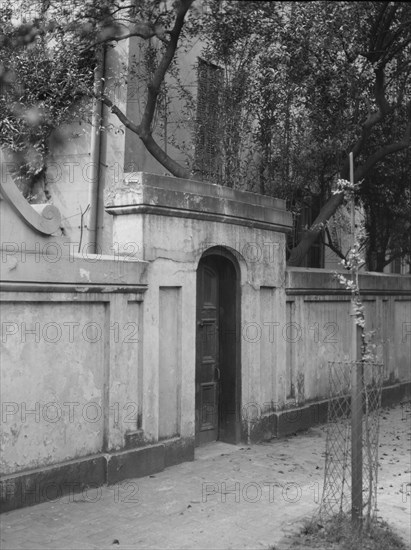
351,351,363,528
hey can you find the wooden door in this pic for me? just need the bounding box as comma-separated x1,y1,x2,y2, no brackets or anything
195,260,220,445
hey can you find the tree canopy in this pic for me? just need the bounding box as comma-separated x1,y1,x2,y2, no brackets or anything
0,0,197,188
1,0,410,270
198,1,411,269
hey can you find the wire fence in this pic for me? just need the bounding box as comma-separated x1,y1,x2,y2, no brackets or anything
319,361,385,528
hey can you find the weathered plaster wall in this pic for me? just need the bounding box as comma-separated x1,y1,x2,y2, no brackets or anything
0,286,146,473
1,301,106,474
107,172,293,442
134,219,288,440
1,169,410,512
0,37,133,254
106,173,411,446
1,193,148,487
45,38,131,253
285,268,411,404
0,7,206,254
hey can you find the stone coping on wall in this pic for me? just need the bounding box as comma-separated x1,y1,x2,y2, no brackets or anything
0,250,148,291
286,267,411,295
105,172,293,233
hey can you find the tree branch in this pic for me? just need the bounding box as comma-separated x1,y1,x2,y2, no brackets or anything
288,97,410,267
97,92,191,179
88,0,195,180
374,66,391,115
141,133,192,179
139,0,194,137
356,102,411,179
340,64,392,179
382,249,408,270
83,22,168,52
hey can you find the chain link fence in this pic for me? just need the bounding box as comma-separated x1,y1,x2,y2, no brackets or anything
319,361,385,527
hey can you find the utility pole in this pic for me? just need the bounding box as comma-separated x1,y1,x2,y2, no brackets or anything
350,152,363,530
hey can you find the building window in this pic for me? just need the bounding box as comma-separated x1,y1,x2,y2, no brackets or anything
194,58,223,181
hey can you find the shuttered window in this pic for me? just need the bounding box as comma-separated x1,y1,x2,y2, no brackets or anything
194,58,223,180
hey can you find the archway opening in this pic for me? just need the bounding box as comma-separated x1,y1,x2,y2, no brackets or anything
195,248,241,446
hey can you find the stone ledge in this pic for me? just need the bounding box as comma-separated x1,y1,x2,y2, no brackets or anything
106,172,293,233
116,172,288,210
0,282,147,294
286,268,411,294
107,204,292,233
0,251,148,288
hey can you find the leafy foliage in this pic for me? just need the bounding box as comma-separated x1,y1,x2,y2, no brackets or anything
0,0,195,193
199,1,411,269
0,2,98,192
1,1,410,269
360,134,411,271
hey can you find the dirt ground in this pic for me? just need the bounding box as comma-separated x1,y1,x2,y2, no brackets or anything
275,401,411,550
1,402,410,550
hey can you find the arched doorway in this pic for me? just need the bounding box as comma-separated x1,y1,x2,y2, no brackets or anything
195,248,241,446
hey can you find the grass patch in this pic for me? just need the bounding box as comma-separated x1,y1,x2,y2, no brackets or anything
272,513,407,549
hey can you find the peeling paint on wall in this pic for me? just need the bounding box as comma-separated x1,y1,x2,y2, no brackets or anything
79,268,91,282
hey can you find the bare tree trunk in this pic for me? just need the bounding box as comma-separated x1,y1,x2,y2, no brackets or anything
288,97,411,267
94,0,195,180
288,191,345,266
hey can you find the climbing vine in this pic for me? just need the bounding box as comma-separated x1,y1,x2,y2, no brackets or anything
333,178,378,362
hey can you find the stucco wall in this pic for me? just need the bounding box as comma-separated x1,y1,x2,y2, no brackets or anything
1,170,410,512
1,301,106,474
1,286,146,473
0,195,148,478
285,268,411,404
45,40,131,253
107,172,293,440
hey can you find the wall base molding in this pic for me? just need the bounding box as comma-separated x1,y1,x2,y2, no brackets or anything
245,381,411,443
0,437,194,513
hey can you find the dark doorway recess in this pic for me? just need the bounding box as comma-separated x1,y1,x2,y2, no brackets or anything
195,248,241,446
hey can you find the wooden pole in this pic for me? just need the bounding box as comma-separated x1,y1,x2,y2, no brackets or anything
350,152,363,530
350,153,355,251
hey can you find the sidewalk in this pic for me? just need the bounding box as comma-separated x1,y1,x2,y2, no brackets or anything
1,403,410,550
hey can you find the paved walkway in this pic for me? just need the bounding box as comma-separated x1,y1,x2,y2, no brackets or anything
1,404,410,550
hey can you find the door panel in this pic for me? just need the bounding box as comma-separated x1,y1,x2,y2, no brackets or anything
196,262,219,445
217,260,239,443
195,253,240,446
